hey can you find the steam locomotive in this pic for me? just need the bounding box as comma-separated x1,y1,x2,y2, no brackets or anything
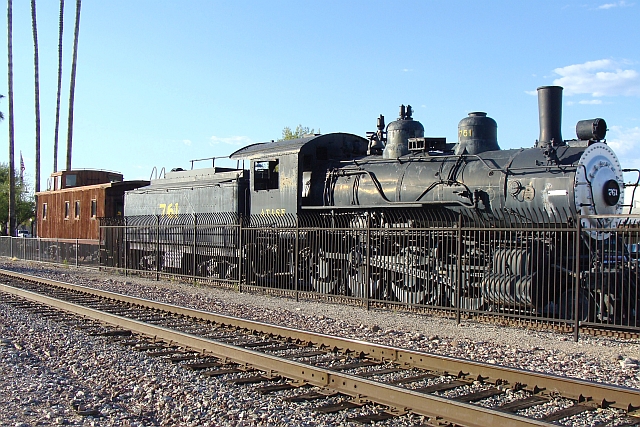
123,86,637,323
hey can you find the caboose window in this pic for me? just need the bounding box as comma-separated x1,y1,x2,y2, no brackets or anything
91,200,97,218
42,203,47,220
64,201,70,219
254,160,279,190
75,200,81,219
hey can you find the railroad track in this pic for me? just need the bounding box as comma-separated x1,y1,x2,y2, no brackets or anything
1,268,638,427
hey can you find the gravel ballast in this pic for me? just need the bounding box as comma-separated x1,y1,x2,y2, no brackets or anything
1,259,639,426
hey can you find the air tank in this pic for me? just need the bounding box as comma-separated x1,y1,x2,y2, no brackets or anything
382,105,424,159
454,112,499,155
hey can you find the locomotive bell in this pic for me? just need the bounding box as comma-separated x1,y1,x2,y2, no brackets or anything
382,105,424,159
454,112,499,155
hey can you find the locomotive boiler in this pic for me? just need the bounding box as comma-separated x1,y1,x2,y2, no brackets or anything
122,86,637,323
325,87,622,228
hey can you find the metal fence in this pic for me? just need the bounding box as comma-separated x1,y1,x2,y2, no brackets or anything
99,209,640,337
0,236,100,268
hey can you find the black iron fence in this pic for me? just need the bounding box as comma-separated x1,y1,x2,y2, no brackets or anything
98,209,640,337
0,236,100,267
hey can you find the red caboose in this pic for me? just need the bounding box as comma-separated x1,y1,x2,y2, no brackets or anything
35,169,149,240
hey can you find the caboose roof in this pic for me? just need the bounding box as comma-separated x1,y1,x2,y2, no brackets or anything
229,133,368,160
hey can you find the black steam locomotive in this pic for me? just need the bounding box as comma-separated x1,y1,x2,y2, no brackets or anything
123,86,637,323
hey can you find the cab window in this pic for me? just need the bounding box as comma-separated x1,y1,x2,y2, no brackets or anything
254,160,279,190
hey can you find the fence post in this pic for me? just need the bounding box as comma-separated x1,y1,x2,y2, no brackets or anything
365,213,371,310
10,236,13,259
574,218,582,342
192,213,197,280
456,215,463,325
295,215,299,302
238,215,244,293
124,217,128,276
156,215,160,281
75,239,79,268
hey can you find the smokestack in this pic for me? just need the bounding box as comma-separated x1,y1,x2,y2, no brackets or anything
537,86,564,146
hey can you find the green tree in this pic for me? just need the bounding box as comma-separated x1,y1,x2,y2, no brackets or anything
0,163,35,234
66,0,81,171
32,0,41,198
53,0,64,173
280,125,319,141
7,0,17,237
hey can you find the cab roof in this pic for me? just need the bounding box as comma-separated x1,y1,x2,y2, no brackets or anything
229,133,368,160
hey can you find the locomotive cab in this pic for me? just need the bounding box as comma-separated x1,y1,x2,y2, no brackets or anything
229,133,369,216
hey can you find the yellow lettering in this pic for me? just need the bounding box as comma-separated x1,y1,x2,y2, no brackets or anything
259,207,287,215
158,202,181,217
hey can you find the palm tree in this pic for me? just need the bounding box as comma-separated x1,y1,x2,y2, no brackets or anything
66,0,81,171
7,0,16,237
32,0,41,198
53,0,63,173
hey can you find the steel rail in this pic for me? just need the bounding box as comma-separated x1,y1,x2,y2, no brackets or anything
1,269,638,425
0,280,548,427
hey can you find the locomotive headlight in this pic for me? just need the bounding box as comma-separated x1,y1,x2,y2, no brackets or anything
574,142,624,237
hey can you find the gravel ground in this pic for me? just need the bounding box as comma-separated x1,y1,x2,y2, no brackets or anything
1,259,639,426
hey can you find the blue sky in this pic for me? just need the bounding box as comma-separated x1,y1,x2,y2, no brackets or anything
1,0,639,191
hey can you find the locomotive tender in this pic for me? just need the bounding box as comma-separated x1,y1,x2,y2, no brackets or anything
123,86,636,322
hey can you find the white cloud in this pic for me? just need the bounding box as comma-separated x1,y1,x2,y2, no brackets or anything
579,99,603,105
209,135,253,146
598,0,634,9
606,126,640,180
402,68,414,72
567,100,605,105
552,59,640,97
183,139,192,146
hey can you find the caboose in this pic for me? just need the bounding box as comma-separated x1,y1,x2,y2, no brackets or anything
36,169,149,240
